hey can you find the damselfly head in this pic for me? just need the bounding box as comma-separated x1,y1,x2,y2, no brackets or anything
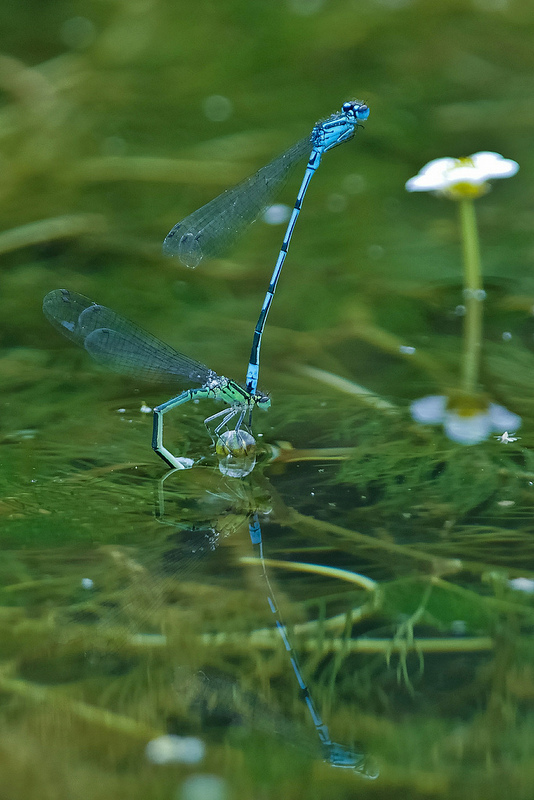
255,391,271,410
342,100,369,122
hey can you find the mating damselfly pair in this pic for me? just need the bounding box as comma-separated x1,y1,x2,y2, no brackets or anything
43,100,369,470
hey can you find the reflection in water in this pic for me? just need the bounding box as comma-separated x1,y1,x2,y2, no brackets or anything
248,513,378,778
157,468,377,776
3,443,534,797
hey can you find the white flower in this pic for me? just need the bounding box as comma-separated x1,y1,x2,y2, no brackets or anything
410,394,521,445
406,152,519,199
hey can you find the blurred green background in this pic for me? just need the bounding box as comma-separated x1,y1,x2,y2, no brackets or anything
2,0,533,406
2,2,534,799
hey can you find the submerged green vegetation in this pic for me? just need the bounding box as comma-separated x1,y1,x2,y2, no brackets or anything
2,0,534,798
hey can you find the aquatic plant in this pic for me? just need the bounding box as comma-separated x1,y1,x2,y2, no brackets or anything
406,152,520,444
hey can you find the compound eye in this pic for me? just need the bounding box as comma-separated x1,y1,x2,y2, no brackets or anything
342,101,369,121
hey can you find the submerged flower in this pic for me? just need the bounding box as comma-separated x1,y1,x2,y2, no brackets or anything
410,393,521,445
406,152,519,199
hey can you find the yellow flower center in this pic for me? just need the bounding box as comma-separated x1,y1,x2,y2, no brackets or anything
442,181,489,200
446,393,488,417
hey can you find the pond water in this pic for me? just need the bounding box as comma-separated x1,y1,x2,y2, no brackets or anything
2,2,534,798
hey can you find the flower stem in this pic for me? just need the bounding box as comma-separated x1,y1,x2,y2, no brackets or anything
459,197,483,394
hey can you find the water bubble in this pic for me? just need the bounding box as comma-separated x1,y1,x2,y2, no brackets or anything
343,173,366,194
216,430,257,477
451,620,467,635
463,288,486,301
145,735,205,765
373,0,413,7
179,774,228,800
102,136,127,157
326,193,347,213
287,0,325,15
472,0,508,10
263,204,291,225
367,244,384,260
203,95,233,122
509,577,534,594
60,16,96,50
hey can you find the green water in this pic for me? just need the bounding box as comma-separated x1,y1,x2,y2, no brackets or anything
2,1,534,798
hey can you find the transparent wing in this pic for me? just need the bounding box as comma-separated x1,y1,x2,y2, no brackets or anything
162,137,312,267
43,289,216,385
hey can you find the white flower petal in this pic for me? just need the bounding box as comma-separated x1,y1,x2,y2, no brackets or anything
471,151,519,179
470,151,503,170
406,159,457,191
405,175,440,191
443,410,493,445
492,160,519,177
406,153,519,194
410,395,447,423
488,403,521,432
420,157,457,175
444,165,487,185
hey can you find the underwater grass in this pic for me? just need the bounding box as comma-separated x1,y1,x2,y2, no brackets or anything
2,0,534,797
